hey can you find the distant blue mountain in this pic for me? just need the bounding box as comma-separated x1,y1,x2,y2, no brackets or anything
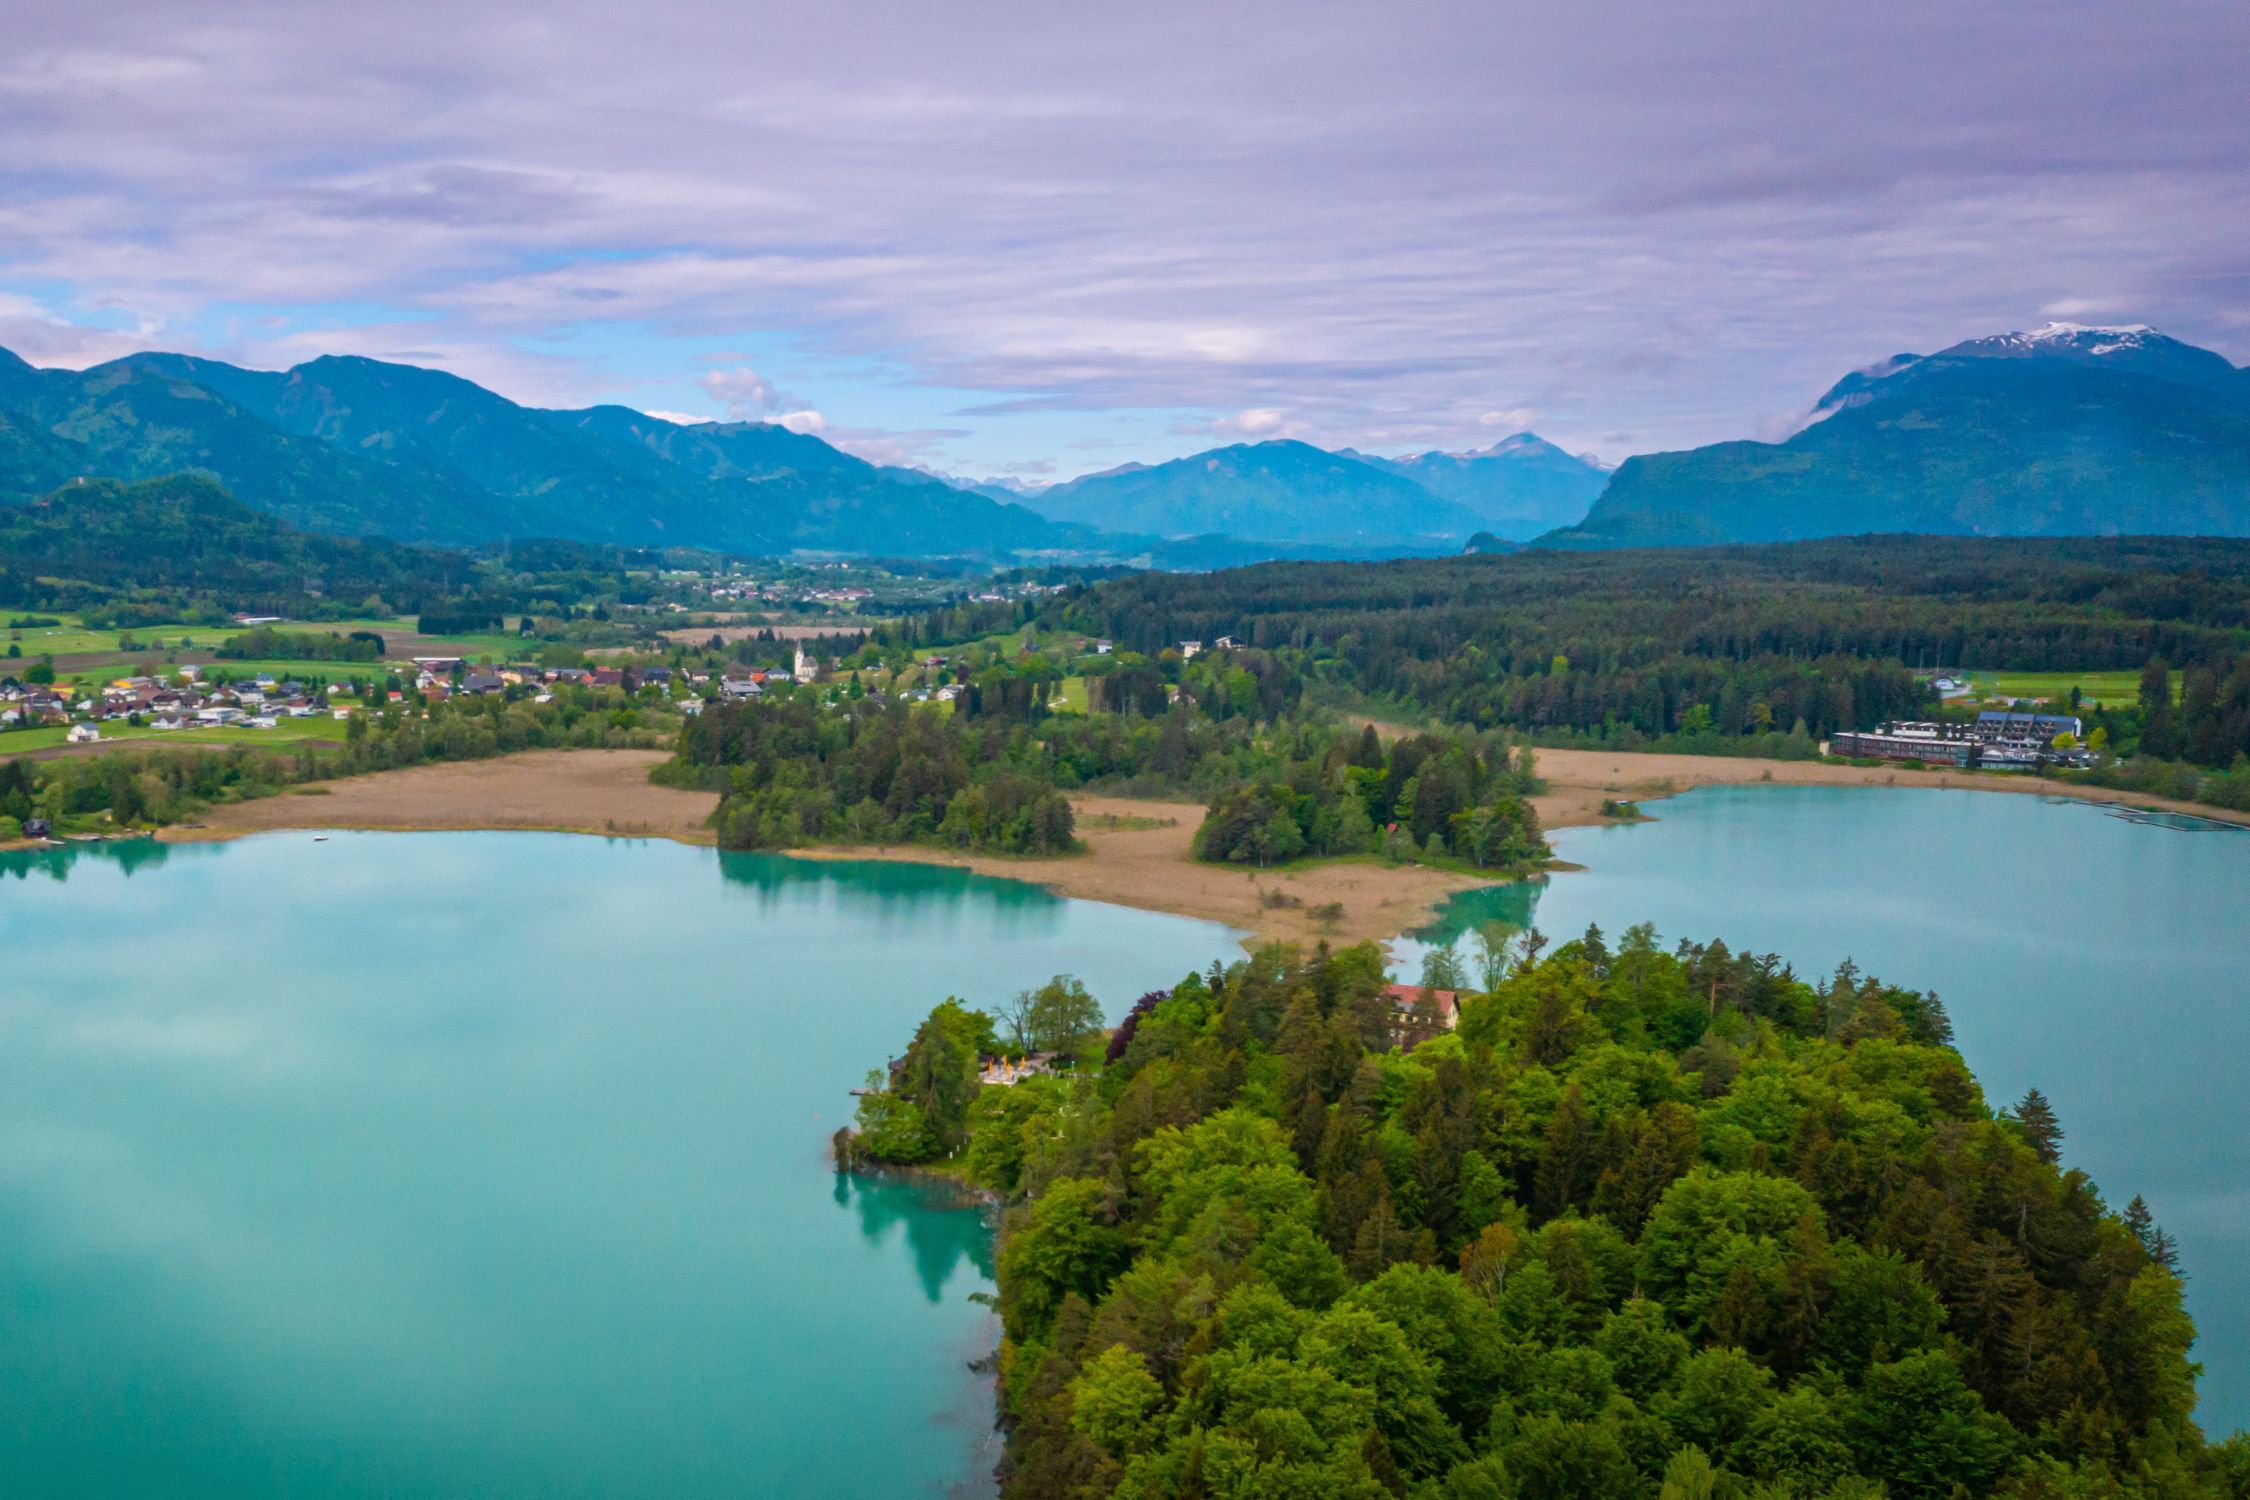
1021,439,1487,547
0,346,1078,557
1542,324,2250,549
1354,433,1610,541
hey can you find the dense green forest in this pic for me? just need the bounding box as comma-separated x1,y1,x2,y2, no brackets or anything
848,936,2244,1499
1051,538,2250,743
0,474,482,619
663,695,1080,855
0,472,692,625
866,537,2250,802
1193,724,1545,870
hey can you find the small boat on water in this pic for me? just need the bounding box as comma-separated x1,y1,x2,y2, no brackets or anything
312,835,328,843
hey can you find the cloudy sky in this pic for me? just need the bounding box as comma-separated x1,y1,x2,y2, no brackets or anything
5,1,2247,478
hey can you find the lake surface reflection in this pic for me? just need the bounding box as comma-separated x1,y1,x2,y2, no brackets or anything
0,832,1241,1499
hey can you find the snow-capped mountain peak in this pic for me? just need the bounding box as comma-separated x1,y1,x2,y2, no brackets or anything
1928,321,2244,397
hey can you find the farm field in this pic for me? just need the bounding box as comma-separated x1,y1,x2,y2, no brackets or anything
6,618,237,656
1968,669,2176,708
8,611,537,675
0,718,349,757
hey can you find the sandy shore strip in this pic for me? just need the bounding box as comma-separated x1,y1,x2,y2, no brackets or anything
788,794,1496,949
161,749,720,844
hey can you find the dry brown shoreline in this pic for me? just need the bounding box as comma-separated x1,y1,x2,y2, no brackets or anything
786,795,1496,948
129,744,2246,950
159,749,721,845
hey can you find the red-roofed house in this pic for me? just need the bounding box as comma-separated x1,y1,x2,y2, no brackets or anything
1382,983,1460,1051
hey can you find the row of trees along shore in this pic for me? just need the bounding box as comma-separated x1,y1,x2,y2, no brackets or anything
839,929,2241,1500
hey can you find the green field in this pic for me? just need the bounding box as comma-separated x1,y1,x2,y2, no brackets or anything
1968,669,2175,707
6,611,532,670
5,618,238,657
0,717,349,757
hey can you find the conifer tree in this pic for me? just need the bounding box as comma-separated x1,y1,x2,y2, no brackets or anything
2009,1087,2064,1165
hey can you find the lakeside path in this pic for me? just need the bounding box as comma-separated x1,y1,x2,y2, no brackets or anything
128,743,2248,949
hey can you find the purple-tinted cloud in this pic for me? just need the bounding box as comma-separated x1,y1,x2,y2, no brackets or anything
2,0,2245,474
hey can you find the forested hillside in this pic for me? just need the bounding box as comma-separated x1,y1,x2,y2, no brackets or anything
850,936,2243,1498
1028,537,2250,761
0,474,481,617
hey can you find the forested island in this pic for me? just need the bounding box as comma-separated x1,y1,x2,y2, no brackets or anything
843,932,2244,1499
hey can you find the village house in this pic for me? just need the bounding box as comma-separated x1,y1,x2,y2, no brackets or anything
1178,640,1203,659
1382,983,1461,1050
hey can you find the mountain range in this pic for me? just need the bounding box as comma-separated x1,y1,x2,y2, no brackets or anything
7,322,2242,563
1013,436,1608,547
0,344,1592,559
0,347,1075,557
1540,324,2250,549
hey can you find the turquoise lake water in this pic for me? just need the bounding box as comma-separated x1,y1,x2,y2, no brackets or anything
1402,785,2250,1435
0,833,1243,1499
3,785,2243,1496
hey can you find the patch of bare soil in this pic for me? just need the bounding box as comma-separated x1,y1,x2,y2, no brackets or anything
788,794,1496,949
163,749,719,844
